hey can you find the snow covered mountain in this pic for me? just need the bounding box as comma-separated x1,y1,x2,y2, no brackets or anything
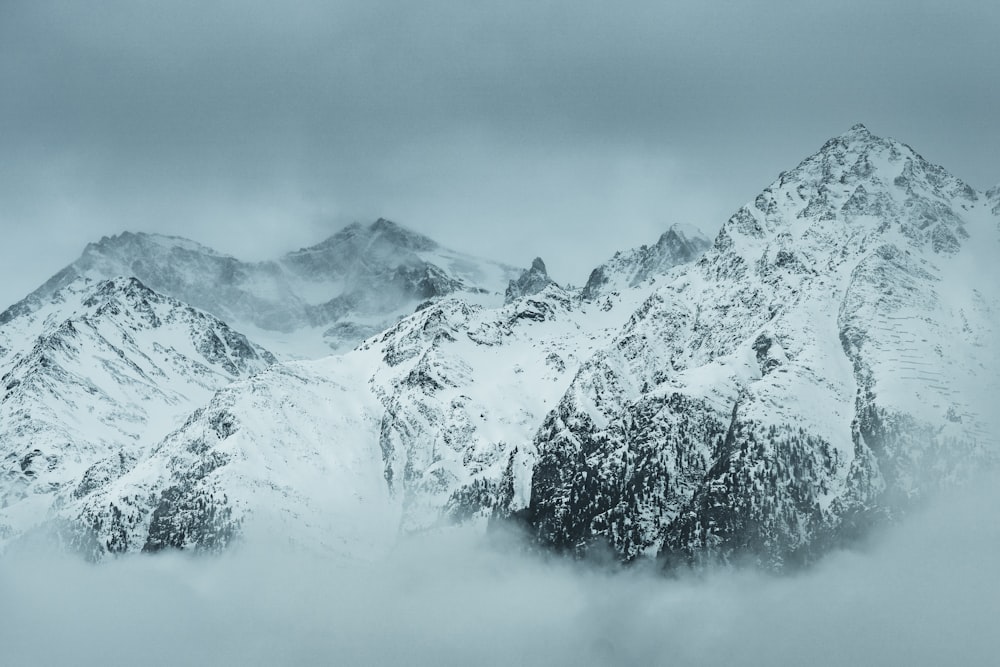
2,125,994,572
0,277,275,546
517,124,1000,569
5,219,520,358
505,258,558,303
56,281,657,559
580,223,711,301
29,220,708,559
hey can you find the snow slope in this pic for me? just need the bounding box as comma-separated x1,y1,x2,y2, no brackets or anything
55,229,707,559
581,223,712,300
57,287,613,557
4,125,993,572
0,277,275,546
519,124,1000,568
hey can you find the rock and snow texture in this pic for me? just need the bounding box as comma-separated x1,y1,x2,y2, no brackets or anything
0,277,275,545
5,218,521,358
517,124,1000,569
1,125,994,571
504,258,557,303
988,184,1000,217
580,223,711,301
8,210,701,560
66,357,396,559
1,212,682,559
58,280,661,559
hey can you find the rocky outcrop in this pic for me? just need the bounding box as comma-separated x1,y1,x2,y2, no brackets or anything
516,124,1000,570
581,224,711,301
505,258,557,303
0,277,275,547
3,125,996,573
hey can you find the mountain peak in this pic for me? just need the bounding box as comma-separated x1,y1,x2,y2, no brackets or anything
812,122,892,159
764,125,978,216
505,257,556,303
308,218,438,254
368,218,438,251
709,125,984,281
371,217,400,232
662,223,709,244
845,122,872,138
81,276,178,308
837,122,877,144
86,231,223,258
581,224,712,300
87,275,151,298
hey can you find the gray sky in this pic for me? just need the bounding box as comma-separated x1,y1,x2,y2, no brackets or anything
2,0,998,308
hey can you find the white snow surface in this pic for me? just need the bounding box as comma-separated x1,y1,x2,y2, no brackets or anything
0,277,275,545
518,124,1000,564
1,124,996,566
57,279,661,557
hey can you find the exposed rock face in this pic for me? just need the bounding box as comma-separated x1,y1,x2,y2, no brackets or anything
59,283,633,560
505,258,557,303
0,277,275,546
988,184,1000,217
515,124,1000,569
581,223,712,301
2,125,996,572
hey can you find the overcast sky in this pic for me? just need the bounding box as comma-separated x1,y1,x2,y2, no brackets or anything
2,0,998,308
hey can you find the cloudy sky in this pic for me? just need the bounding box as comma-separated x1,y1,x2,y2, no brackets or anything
2,1,998,307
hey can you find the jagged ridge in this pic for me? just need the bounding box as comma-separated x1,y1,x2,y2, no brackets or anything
0,277,275,545
1,219,521,358
516,124,1000,569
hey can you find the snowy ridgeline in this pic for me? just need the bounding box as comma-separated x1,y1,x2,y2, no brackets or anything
1,125,998,569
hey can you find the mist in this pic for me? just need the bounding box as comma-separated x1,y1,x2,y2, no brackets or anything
2,476,997,666
3,3,999,662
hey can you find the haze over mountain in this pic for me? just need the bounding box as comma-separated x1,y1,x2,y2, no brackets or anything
4,3,999,321
0,205,710,553
521,124,1000,567
4,219,521,358
5,2,1000,663
1,125,994,572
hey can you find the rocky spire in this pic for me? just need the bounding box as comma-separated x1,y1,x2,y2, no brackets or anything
504,257,556,303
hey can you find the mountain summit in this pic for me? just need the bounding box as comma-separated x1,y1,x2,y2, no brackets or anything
1,126,995,571
0,276,275,544
519,125,999,567
581,223,711,300
505,258,557,303
2,220,521,357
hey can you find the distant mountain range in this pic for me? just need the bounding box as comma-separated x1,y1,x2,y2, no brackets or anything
1,124,996,570
4,218,521,358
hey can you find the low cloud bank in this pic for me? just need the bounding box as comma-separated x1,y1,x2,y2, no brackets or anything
2,479,998,666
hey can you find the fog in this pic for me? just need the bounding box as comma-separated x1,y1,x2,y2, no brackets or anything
2,476,997,666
